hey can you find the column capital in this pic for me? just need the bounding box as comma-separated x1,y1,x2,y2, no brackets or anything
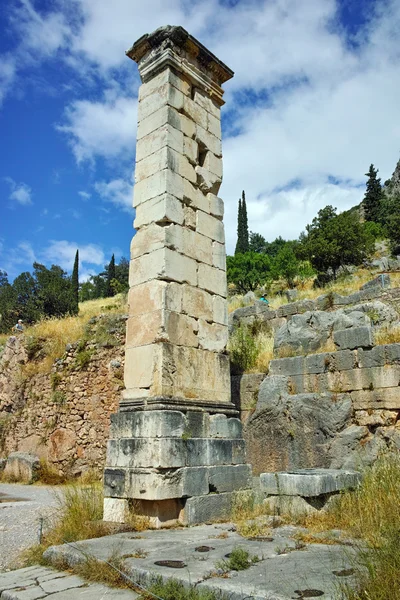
126,25,234,106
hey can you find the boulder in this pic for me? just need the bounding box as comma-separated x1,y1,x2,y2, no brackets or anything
360,273,391,291
344,301,398,326
3,452,41,483
243,291,257,304
284,289,299,302
274,311,335,354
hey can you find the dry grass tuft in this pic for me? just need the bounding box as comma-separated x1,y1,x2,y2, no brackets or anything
374,325,400,345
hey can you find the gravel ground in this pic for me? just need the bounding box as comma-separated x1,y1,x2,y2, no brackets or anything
0,483,58,572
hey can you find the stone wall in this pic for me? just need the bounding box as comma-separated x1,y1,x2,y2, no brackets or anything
0,315,125,477
244,341,400,475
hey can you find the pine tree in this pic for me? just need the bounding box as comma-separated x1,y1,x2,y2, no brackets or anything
234,191,249,254
106,254,116,297
71,250,79,314
364,164,384,223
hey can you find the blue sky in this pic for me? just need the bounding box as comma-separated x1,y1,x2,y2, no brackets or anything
1,0,399,281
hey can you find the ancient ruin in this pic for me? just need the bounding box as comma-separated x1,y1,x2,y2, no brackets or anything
103,26,252,526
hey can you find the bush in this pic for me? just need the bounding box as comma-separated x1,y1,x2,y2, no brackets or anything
229,325,259,374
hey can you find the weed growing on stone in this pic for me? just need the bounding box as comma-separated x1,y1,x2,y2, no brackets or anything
216,546,259,572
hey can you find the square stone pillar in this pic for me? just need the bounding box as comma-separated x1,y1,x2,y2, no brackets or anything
103,26,252,527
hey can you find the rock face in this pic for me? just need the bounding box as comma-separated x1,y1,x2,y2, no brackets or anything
360,274,391,291
244,342,400,474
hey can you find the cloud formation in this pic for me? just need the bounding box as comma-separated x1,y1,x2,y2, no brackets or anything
5,177,33,206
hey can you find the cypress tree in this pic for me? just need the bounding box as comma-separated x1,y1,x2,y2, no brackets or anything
235,190,249,254
364,164,384,223
106,254,116,297
72,249,79,313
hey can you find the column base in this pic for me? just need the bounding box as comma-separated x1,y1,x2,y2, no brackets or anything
120,394,239,416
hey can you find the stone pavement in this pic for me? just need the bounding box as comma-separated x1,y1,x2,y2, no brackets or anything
0,565,139,599
41,522,356,599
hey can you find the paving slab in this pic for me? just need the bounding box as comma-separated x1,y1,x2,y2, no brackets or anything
43,523,356,600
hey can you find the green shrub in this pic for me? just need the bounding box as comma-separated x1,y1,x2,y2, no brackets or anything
75,349,93,370
229,325,259,374
216,546,259,572
51,390,66,405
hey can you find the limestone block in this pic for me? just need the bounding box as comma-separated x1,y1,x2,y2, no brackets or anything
124,344,160,389
137,105,181,140
385,343,400,363
355,409,398,427
180,113,196,138
212,241,226,270
358,346,386,368
195,165,222,195
126,309,198,348
195,124,222,157
133,169,183,207
130,222,166,259
230,373,265,411
208,464,252,492
183,95,207,129
196,211,225,243
198,319,228,352
351,387,400,410
331,350,358,371
181,491,234,525
129,247,197,287
136,124,184,163
213,294,228,325
184,205,196,230
103,465,126,494
208,193,224,219
109,411,186,439
103,497,130,523
209,414,229,438
207,112,221,139
203,152,223,178
336,365,400,392
133,193,184,228
269,356,305,377
232,439,247,464
260,468,362,497
181,284,213,321
138,67,191,101
185,439,232,467
135,147,196,185
193,88,220,118
304,354,327,374
183,136,198,164
122,466,209,500
4,452,40,483
128,280,182,316
334,326,374,350
138,83,184,122
183,179,209,213
180,227,213,264
198,263,227,297
185,411,210,438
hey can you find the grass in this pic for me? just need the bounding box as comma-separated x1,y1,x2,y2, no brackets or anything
228,324,274,374
374,324,400,345
216,546,259,572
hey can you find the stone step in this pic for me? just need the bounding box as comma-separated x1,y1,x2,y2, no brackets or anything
0,566,139,599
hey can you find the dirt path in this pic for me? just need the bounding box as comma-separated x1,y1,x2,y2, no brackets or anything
0,483,58,572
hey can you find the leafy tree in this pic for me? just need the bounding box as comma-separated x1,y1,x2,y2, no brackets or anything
272,245,299,288
114,257,129,293
0,271,16,333
235,191,249,254
12,272,39,323
227,252,272,293
263,236,288,258
33,263,76,318
71,250,79,314
249,232,266,253
364,164,385,223
385,194,400,254
106,254,116,297
301,205,374,280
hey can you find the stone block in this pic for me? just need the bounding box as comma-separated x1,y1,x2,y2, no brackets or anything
195,165,222,195
181,491,234,525
203,152,223,178
195,124,222,156
133,193,184,228
124,344,160,389
183,135,198,164
128,280,182,316
212,241,226,270
193,88,219,118
334,326,374,350
136,124,184,162
358,346,387,368
339,365,400,392
121,466,209,500
133,168,183,207
137,82,184,122
181,284,213,321
196,210,224,243
126,309,198,349
213,295,228,325
4,452,40,483
183,179,209,213
137,105,181,140
207,112,221,139
209,414,229,438
385,343,400,363
135,147,196,185
331,349,357,371
109,411,186,439
103,468,126,496
198,263,227,297
138,67,191,101
208,193,224,219
351,387,400,410
304,353,327,374
180,113,196,138
103,497,129,523
230,373,265,411
185,411,210,438
354,409,398,427
183,205,196,229
198,319,228,352
208,464,252,492
129,247,197,287
269,356,305,376
260,468,362,497
183,95,208,128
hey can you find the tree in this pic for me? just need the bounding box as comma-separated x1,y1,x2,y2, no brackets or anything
12,272,39,323
227,252,272,293
272,245,299,288
385,194,400,254
33,263,76,318
364,164,385,223
71,250,79,315
114,257,129,293
235,190,249,254
106,254,116,297
0,271,16,333
249,232,266,253
301,205,374,280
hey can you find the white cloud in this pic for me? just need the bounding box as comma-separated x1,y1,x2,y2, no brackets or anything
41,240,105,271
94,178,133,212
78,190,91,200
4,177,33,206
0,55,17,106
57,94,138,163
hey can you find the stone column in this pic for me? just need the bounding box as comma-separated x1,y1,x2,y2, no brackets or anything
103,25,252,527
